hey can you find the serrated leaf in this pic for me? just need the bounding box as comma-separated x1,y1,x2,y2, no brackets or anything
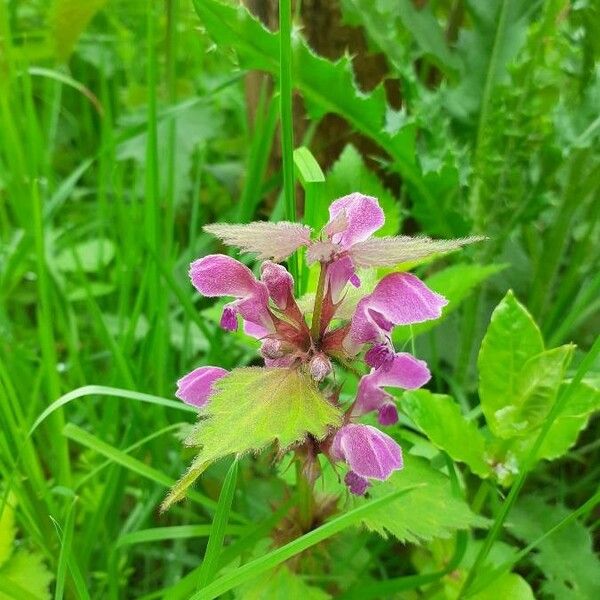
393,263,505,342
509,496,600,600
192,0,445,224
164,368,342,509
236,566,330,600
203,221,312,261
55,238,115,273
478,291,545,437
0,550,54,600
321,144,402,236
50,0,107,60
401,390,491,477
358,455,487,543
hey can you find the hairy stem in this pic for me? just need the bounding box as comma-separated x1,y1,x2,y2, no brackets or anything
295,457,314,531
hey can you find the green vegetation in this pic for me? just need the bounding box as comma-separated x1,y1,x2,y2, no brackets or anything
1,0,598,598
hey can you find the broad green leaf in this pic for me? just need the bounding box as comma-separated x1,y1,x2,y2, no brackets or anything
478,291,544,436
516,381,600,461
192,0,447,231
359,455,487,543
401,390,491,478
490,345,573,439
394,263,505,342
509,496,600,600
50,0,107,60
164,368,342,509
0,551,53,600
236,566,330,600
55,238,115,273
470,573,535,600
322,144,402,236
0,496,15,566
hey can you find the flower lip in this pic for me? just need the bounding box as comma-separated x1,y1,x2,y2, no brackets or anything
331,423,403,481
176,366,228,409
326,193,385,249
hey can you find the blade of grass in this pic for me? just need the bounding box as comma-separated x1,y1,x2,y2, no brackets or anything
53,498,77,600
279,0,298,289
196,458,240,588
116,524,244,548
62,422,249,522
190,484,421,600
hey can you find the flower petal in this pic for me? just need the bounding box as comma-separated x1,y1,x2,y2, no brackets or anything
176,366,228,408
350,235,485,268
190,254,274,330
261,261,294,309
344,471,371,495
326,193,385,248
332,424,403,480
345,272,447,352
204,222,312,261
326,256,359,304
353,353,431,418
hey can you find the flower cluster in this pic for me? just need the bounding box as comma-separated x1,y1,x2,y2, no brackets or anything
177,193,478,495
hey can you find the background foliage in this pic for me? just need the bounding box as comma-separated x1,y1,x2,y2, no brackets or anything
0,0,598,598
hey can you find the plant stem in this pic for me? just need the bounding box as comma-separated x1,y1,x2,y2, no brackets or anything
279,0,298,288
311,262,327,341
295,458,313,531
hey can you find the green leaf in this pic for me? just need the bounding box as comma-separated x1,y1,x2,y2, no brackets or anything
0,496,15,567
322,144,401,236
191,0,447,231
55,238,115,273
0,551,54,600
164,368,342,509
401,390,491,477
470,572,535,600
359,456,487,543
478,290,545,437
516,381,600,461
509,496,600,600
393,263,505,342
236,566,330,600
50,0,107,60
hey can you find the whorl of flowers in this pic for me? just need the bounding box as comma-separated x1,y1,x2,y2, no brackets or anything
176,193,480,495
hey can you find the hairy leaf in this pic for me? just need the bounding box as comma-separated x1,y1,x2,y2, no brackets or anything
350,234,484,267
0,551,54,600
204,222,312,261
358,455,487,543
509,496,600,600
401,390,491,477
478,291,545,436
163,368,342,509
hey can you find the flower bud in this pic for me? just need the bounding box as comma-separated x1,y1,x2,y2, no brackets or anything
260,338,286,360
309,354,332,382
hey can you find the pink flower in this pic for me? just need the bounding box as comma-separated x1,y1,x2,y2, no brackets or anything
331,424,403,495
190,254,275,334
176,366,228,409
344,272,448,355
353,353,431,425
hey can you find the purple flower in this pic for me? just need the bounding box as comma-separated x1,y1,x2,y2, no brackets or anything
331,424,403,495
260,261,294,310
190,254,275,334
344,272,448,355
176,366,228,408
353,353,431,424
